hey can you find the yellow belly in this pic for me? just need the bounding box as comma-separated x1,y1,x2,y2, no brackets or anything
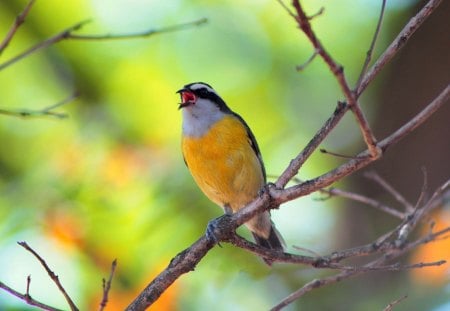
182,115,264,212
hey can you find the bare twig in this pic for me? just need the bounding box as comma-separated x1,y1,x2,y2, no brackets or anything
0,0,36,55
383,295,408,311
323,187,404,219
355,0,386,90
414,167,429,209
319,148,355,159
364,171,415,212
125,77,450,311
357,0,444,96
0,281,64,311
378,85,450,151
99,259,118,311
0,18,207,72
0,92,78,119
18,242,79,311
68,18,207,40
275,101,349,188
291,0,380,159
277,85,449,205
0,20,89,71
296,49,319,71
271,249,445,310
26,275,31,297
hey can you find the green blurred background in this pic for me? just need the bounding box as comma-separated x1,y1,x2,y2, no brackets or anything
0,0,449,310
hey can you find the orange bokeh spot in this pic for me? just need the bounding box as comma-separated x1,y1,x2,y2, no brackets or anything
89,263,179,311
410,209,450,286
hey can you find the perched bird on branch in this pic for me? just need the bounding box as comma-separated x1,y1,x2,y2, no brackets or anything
177,82,284,264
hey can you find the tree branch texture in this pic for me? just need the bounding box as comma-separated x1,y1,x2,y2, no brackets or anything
0,0,448,310
125,1,448,309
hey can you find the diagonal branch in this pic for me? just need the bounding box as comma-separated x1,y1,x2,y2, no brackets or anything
364,171,415,212
0,18,207,72
0,92,78,119
290,0,380,158
67,18,207,40
126,84,449,311
18,242,79,311
0,0,36,55
354,0,387,90
275,101,349,188
0,281,64,311
99,259,117,311
356,0,444,97
279,85,449,203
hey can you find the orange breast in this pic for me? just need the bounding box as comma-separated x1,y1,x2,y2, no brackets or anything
182,115,264,212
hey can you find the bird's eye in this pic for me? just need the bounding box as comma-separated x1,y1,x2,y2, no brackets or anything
197,88,208,97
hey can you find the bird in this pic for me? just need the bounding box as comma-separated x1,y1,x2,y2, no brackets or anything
177,82,284,263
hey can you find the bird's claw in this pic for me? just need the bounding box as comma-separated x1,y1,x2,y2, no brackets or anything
206,214,233,247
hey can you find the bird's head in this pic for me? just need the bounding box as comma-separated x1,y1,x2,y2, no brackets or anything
177,82,230,113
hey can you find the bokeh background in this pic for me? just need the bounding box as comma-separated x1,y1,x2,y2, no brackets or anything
0,0,449,310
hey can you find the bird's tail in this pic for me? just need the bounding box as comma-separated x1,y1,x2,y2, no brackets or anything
251,223,285,266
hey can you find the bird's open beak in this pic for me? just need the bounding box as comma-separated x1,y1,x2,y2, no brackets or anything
176,88,196,109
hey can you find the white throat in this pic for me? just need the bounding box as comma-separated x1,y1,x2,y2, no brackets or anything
181,98,226,137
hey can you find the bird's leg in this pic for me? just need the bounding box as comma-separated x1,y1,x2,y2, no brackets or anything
258,182,280,210
206,204,234,246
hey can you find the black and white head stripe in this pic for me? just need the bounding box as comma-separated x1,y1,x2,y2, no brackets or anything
186,82,217,95
183,82,231,112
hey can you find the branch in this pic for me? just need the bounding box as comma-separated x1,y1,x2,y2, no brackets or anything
0,92,77,119
383,295,408,311
18,242,79,311
280,85,449,203
275,101,349,188
364,171,415,212
67,18,207,40
0,0,36,55
291,0,380,158
354,0,386,90
356,0,444,96
126,81,449,311
0,281,64,311
0,18,207,72
99,259,117,311
322,187,404,219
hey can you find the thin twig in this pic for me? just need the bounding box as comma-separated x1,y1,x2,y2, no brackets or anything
18,242,79,311
414,167,429,210
319,148,355,159
276,0,298,20
68,18,207,40
271,247,445,310
355,0,386,90
0,0,36,55
383,295,408,311
291,0,380,158
125,85,449,310
357,0,444,96
275,101,349,188
378,85,450,151
270,269,357,310
99,259,117,311
364,171,415,212
0,281,64,311
26,275,31,297
0,92,78,119
276,85,449,216
0,20,89,71
296,49,319,71
323,187,404,219
0,18,207,72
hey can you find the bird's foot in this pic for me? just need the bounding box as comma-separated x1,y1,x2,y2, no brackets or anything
206,214,234,247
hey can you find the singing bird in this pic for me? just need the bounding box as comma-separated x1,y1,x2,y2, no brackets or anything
177,82,284,260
